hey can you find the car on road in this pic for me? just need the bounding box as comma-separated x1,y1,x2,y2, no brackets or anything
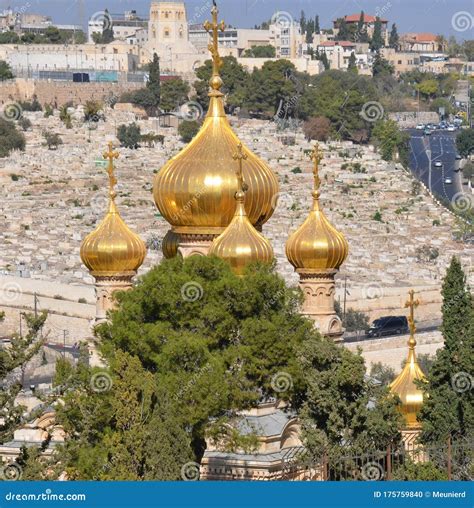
366,316,409,338
423,128,432,136
447,125,456,132
455,154,462,160
416,123,424,130
445,177,453,184
434,161,443,168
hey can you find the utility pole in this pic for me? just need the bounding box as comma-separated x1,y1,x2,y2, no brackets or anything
343,277,348,319
33,292,38,318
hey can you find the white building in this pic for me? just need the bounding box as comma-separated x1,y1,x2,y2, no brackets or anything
88,10,148,44
269,14,304,59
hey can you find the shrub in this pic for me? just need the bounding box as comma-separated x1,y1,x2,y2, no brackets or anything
0,118,26,157
117,123,141,149
18,117,32,131
42,130,63,150
178,120,200,143
303,116,331,141
43,104,54,118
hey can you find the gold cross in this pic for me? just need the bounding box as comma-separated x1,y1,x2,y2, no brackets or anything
233,142,248,193
203,2,225,77
310,143,323,191
103,141,119,197
405,289,420,339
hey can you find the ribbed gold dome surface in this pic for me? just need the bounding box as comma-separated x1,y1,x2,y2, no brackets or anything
390,291,427,429
153,5,278,236
209,143,273,275
80,144,146,276
286,145,348,271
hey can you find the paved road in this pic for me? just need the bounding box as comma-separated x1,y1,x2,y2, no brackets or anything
408,129,463,204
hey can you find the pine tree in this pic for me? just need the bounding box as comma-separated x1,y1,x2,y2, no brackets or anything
357,11,368,42
300,10,306,33
389,23,399,49
147,53,161,108
314,15,320,34
419,257,473,445
370,17,384,51
348,52,358,73
336,18,350,41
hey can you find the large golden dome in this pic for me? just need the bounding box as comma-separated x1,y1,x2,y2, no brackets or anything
80,144,146,276
153,5,278,237
286,145,348,271
390,291,427,429
209,143,273,275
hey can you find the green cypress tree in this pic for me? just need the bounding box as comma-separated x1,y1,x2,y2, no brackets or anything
389,23,399,49
419,257,473,445
147,53,161,107
348,51,358,73
370,17,384,51
101,9,114,44
314,15,320,34
357,11,369,42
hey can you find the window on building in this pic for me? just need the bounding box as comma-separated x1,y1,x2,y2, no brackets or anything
164,28,170,37
281,48,289,56
398,60,402,64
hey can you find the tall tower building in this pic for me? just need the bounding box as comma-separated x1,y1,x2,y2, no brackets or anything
154,3,278,258
286,144,349,341
80,143,146,324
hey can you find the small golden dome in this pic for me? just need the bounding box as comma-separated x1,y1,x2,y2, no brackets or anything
389,291,427,429
153,4,278,237
162,230,180,259
80,144,146,276
209,143,273,276
286,144,348,271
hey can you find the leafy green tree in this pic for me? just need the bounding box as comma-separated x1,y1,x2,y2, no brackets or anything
335,18,350,41
194,56,248,111
462,40,474,61
456,129,474,157
356,11,368,43
117,123,141,149
44,26,62,43
299,337,402,466
160,77,190,112
242,59,299,118
419,257,473,444
300,10,306,33
370,362,396,387
372,52,394,77
303,116,331,141
178,120,200,142
370,17,384,51
242,45,275,58
389,23,399,49
146,53,161,107
416,79,438,100
0,312,47,443
0,118,26,157
0,60,13,80
392,461,448,480
348,52,358,73
119,88,157,115
0,31,20,44
371,119,409,162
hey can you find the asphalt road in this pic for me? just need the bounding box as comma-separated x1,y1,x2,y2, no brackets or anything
408,129,463,204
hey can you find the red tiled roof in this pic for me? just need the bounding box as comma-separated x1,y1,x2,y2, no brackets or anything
339,14,388,23
402,32,437,42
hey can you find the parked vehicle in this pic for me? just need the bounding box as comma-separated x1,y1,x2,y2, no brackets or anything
434,161,443,168
366,316,409,338
447,125,456,132
416,123,425,130
423,128,432,136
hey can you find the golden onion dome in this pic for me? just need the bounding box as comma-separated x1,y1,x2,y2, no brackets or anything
80,144,146,276
153,4,278,236
389,291,427,429
209,143,273,276
286,144,348,271
162,230,180,259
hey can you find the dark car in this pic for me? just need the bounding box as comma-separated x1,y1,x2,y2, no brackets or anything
366,316,409,338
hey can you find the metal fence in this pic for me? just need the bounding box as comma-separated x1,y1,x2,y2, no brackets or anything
12,68,148,84
281,436,473,481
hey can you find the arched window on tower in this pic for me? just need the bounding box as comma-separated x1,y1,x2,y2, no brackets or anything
164,27,170,38
179,25,184,38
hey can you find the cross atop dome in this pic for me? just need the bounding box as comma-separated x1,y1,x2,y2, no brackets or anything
103,142,119,200
204,1,225,91
405,289,420,348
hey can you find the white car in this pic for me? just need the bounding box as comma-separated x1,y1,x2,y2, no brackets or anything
447,125,456,132
444,177,453,184
434,161,443,168
416,124,424,130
